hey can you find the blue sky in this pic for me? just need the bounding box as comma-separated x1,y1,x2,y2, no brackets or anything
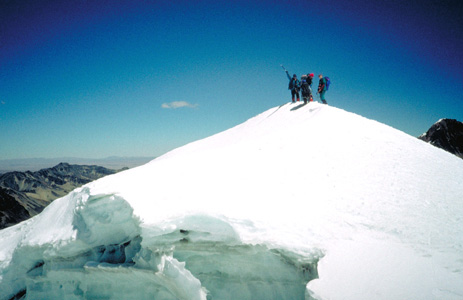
1,0,462,160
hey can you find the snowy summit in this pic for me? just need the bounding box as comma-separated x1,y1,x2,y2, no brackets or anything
1,102,463,300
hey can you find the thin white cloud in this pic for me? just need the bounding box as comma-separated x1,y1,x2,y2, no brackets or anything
161,101,198,109
1,101,5,105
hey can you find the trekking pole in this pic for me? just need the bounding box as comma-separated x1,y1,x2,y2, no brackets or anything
280,65,287,72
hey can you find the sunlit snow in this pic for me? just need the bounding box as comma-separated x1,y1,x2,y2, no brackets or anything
1,102,462,300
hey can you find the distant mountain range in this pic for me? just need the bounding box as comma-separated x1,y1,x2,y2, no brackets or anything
0,156,154,174
418,118,463,159
0,163,125,229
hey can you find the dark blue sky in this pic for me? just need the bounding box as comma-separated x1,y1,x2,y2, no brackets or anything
1,0,462,159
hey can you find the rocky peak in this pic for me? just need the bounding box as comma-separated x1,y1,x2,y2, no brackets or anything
418,118,463,159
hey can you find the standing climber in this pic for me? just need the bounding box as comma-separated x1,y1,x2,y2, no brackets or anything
300,74,313,104
317,74,328,104
288,73,300,102
282,66,300,102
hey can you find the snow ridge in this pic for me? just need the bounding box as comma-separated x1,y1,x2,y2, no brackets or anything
1,102,463,300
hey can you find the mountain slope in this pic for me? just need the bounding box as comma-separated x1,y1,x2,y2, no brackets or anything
0,187,30,229
0,163,122,229
1,102,462,300
418,118,463,159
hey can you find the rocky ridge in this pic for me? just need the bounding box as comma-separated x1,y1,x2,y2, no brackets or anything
0,163,124,229
418,118,463,159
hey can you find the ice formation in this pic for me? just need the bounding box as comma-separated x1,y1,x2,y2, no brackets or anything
1,102,462,300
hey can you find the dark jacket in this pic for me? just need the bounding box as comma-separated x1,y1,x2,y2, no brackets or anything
286,71,300,91
307,77,313,86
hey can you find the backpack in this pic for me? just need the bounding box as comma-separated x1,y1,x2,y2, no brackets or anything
300,80,310,94
324,77,331,91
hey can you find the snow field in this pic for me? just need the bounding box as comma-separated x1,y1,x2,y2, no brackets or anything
1,102,462,299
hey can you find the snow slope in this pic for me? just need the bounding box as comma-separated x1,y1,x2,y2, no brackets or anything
1,102,463,300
